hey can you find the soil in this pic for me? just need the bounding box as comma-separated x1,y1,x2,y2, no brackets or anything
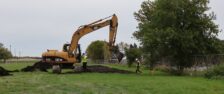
20,61,133,74
2,61,132,76
71,65,133,74
0,66,11,76
21,61,51,72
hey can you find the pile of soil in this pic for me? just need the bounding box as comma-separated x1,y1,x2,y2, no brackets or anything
72,65,133,74
21,61,133,74
0,66,10,76
21,61,51,72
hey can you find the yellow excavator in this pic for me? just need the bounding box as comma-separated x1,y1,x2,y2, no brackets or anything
41,14,123,73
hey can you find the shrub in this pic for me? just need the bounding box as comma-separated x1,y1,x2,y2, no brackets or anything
154,64,170,72
204,64,224,79
125,48,141,67
87,40,110,61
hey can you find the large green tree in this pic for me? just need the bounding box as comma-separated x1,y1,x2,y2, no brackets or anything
134,0,222,74
87,40,110,62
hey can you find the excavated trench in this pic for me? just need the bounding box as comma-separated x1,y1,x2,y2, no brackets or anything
0,66,10,76
0,61,133,75
20,61,133,74
0,61,50,76
0,66,18,76
21,61,51,72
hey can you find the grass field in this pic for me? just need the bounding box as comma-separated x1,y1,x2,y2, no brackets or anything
0,62,224,94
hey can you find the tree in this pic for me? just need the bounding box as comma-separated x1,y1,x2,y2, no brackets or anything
0,43,12,63
125,44,142,67
134,0,222,74
117,42,129,52
0,43,3,48
87,40,110,62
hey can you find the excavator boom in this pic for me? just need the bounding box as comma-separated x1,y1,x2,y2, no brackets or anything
68,14,118,56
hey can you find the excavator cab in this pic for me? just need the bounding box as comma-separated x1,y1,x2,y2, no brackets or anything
62,43,81,62
63,43,70,52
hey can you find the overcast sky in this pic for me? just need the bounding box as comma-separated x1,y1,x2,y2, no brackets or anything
0,0,223,57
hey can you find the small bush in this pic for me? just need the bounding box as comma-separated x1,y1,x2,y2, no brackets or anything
125,47,141,67
204,64,224,79
154,65,184,76
154,65,170,72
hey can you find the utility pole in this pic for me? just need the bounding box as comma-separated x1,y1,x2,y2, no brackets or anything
14,49,16,58
10,45,11,53
19,51,21,59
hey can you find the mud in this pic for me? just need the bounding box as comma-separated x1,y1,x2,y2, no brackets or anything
0,66,11,76
72,65,133,74
21,61,51,72
20,61,133,74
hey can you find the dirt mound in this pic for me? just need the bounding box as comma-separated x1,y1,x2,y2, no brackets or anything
72,65,133,74
21,61,51,72
0,66,10,76
21,61,133,74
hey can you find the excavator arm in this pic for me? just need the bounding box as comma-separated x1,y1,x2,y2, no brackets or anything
68,14,118,56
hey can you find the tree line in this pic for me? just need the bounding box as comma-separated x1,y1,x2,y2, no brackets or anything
0,43,12,63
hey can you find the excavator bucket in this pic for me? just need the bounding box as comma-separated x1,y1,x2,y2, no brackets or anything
110,45,124,62
116,52,124,62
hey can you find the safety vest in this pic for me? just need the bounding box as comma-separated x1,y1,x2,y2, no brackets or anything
82,56,88,63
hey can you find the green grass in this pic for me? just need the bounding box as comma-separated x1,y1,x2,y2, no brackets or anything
0,62,224,94
0,62,34,70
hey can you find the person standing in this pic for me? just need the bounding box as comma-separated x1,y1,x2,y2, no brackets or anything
82,53,88,71
135,58,142,73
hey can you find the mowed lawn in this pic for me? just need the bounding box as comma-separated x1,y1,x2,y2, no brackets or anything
0,62,224,94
